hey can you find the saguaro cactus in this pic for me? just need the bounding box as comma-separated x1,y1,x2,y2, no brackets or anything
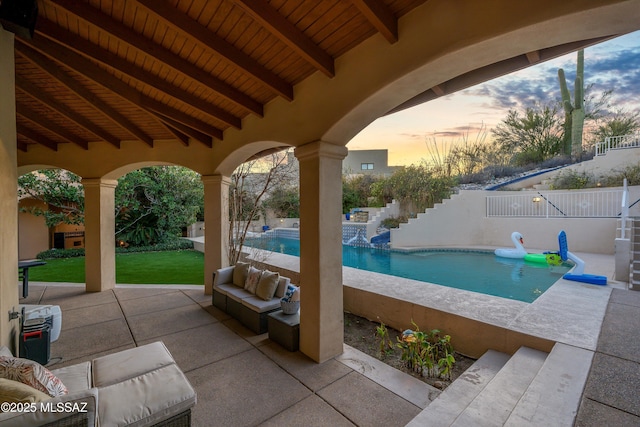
558,50,585,159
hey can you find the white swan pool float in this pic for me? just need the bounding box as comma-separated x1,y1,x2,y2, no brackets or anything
495,232,527,258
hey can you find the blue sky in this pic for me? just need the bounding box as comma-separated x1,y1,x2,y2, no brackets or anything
347,30,640,166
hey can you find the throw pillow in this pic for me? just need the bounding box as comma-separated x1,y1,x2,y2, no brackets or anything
255,270,280,301
233,262,250,287
0,356,68,397
0,378,51,403
275,277,289,298
282,283,297,301
244,267,262,294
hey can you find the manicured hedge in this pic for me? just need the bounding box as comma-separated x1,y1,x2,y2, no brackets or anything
37,239,194,260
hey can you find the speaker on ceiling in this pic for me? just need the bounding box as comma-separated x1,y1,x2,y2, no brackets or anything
0,0,38,40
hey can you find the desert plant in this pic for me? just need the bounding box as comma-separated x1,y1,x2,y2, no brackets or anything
396,322,456,378
550,169,594,189
375,321,394,356
558,49,585,158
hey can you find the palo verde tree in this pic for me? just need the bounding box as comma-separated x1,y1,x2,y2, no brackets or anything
18,169,84,228
492,103,564,165
228,149,297,265
115,166,204,246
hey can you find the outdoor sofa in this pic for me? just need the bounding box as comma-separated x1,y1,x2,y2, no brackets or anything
0,341,196,426
212,262,291,334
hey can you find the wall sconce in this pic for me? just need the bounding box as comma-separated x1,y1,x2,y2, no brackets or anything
532,197,541,203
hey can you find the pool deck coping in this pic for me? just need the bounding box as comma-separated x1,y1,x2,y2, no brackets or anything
254,248,624,352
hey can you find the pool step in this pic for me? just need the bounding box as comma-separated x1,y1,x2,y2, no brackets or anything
407,343,593,426
405,349,510,427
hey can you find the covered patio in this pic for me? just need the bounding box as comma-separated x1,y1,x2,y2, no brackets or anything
21,282,433,426
2,0,640,370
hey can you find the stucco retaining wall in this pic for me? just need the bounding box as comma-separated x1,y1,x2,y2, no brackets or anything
391,187,640,254
343,285,554,358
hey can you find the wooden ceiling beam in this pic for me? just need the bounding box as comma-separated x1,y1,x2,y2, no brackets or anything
47,0,263,116
134,0,293,101
17,103,89,150
24,35,223,140
35,19,241,130
159,123,190,147
234,0,335,77
17,125,59,151
350,0,398,43
151,112,214,148
16,43,154,147
16,75,121,148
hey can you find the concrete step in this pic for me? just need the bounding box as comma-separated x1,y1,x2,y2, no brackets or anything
406,350,510,427
450,347,547,427
504,343,594,426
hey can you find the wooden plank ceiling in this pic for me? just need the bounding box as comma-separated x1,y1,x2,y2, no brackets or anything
12,0,427,152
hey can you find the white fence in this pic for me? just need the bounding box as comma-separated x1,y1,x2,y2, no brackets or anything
486,190,624,218
595,132,640,156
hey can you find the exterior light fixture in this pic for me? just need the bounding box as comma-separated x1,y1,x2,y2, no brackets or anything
532,197,541,203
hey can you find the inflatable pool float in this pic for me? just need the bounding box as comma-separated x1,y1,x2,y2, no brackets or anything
558,231,607,286
495,232,527,259
523,253,548,264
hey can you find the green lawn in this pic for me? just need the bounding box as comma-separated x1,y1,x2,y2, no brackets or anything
29,250,205,285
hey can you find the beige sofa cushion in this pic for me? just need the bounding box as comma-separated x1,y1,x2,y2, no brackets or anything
92,342,175,388
226,285,254,302
52,361,91,394
0,378,51,403
275,276,290,298
232,262,250,287
0,388,98,427
255,270,280,301
98,364,196,427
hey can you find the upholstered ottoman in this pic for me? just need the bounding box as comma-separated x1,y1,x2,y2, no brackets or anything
92,342,196,427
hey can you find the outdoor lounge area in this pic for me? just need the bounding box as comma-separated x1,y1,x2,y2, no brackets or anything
12,272,640,426
18,282,433,426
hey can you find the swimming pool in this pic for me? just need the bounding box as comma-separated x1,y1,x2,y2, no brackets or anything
243,236,571,303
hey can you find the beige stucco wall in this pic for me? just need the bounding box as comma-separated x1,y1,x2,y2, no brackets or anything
391,188,639,254
18,199,49,260
0,29,19,349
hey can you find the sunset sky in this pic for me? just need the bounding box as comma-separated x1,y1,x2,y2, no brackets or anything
347,30,640,166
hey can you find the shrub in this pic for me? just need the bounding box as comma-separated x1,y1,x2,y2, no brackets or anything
37,239,195,259
37,248,85,259
381,216,407,229
550,170,594,189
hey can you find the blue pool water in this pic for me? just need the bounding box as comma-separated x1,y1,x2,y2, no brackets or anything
244,237,571,303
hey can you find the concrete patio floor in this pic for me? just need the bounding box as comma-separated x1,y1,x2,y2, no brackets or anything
21,282,435,427
18,278,640,426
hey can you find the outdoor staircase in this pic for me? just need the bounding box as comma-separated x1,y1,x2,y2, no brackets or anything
406,343,593,427
532,179,552,191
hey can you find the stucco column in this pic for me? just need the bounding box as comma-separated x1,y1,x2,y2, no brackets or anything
202,175,231,295
295,141,348,363
82,178,118,292
0,29,19,349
